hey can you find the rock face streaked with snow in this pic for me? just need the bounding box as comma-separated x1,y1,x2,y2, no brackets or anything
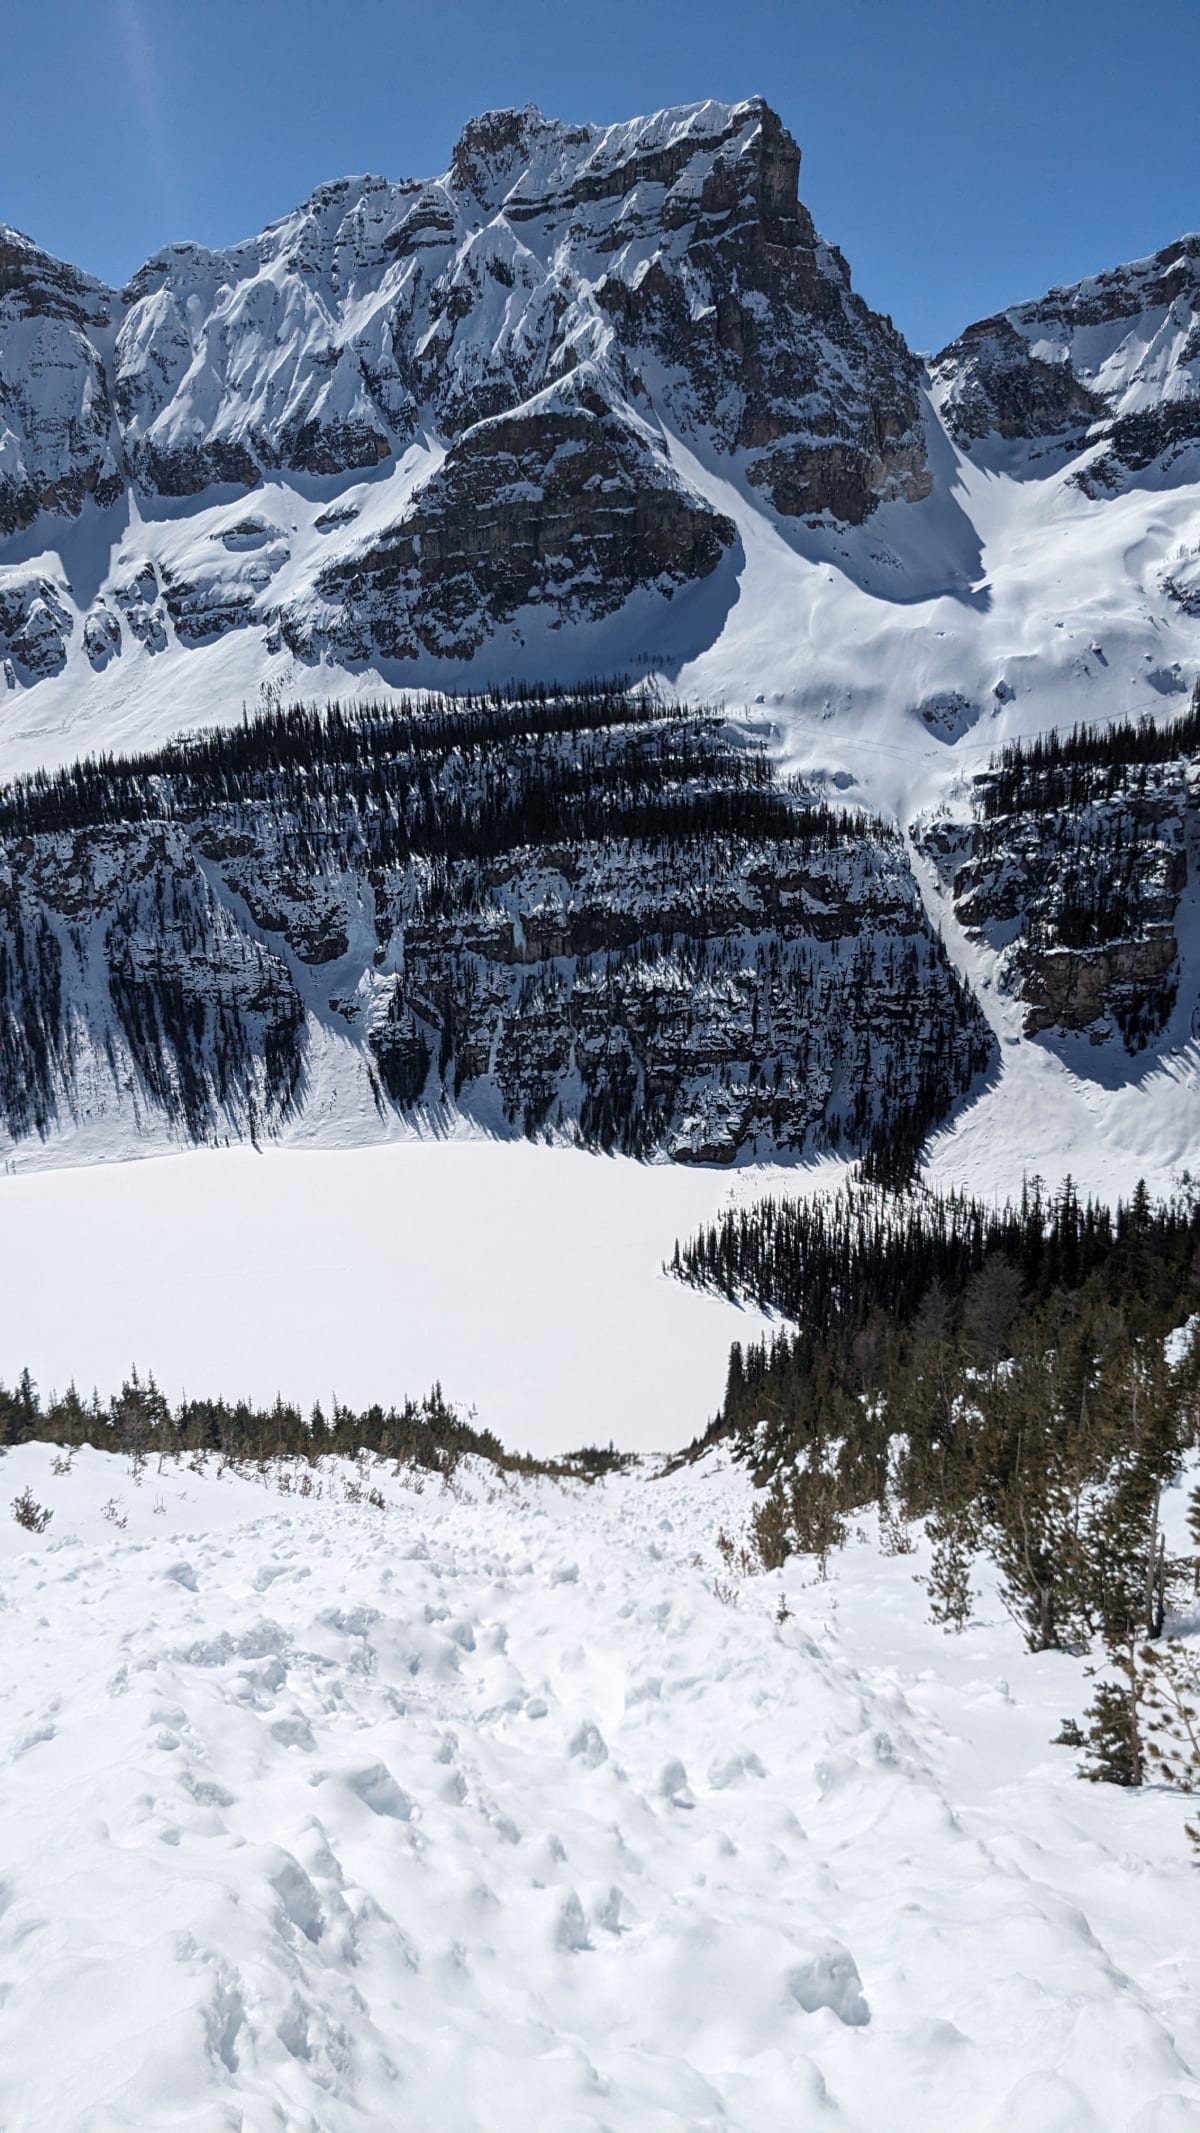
931,232,1200,489
0,228,122,537
0,98,1197,773
0,98,1198,756
0,696,991,1165
918,710,1199,1054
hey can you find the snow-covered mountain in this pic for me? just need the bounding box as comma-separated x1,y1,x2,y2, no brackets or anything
3,90,1194,761
0,97,927,690
3,97,927,525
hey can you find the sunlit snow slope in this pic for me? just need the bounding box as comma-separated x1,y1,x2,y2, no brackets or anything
0,1444,1196,2132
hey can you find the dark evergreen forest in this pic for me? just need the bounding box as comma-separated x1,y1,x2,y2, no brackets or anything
979,690,1200,821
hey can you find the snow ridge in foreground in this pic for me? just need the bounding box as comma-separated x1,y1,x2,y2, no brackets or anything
0,1444,1196,2131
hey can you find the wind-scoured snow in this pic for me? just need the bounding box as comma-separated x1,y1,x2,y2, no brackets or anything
0,1442,1196,2131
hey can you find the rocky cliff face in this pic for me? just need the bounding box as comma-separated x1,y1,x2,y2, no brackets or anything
931,234,1200,487
0,229,123,537
0,692,992,1165
99,98,928,526
918,697,1198,1053
2,100,1196,730
279,376,737,664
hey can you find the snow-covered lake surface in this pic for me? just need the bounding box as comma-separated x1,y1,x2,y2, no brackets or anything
0,1139,781,1458
4,1033,1199,1464
0,1441,1196,2130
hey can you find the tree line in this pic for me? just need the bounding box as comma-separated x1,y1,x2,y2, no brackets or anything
977,686,1199,821
0,1368,521,1475
0,688,869,870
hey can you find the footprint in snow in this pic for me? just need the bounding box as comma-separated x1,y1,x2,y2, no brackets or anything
7,1722,56,1760
660,1758,695,1808
342,1763,416,1820
267,1853,326,1945
269,1713,316,1751
556,1890,592,1952
707,1749,767,1789
788,1943,870,2026
568,1721,608,1768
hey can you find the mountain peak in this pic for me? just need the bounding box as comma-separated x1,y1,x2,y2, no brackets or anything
932,226,1200,478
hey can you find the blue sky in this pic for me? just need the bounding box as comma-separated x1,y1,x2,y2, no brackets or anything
3,0,1197,351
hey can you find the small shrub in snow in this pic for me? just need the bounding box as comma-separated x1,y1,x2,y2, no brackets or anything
924,1513,975,1632
1053,1716,1086,1749
751,1490,791,1572
11,1487,52,1533
1143,1640,1200,1853
753,1464,846,1580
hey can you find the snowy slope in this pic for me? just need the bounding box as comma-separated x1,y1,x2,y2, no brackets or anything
0,1440,1196,2131
3,437,1197,1202
1,384,1197,803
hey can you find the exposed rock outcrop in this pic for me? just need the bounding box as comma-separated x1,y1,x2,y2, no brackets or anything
1,95,930,669
918,698,1197,1053
0,229,122,536
282,375,736,664
0,572,73,678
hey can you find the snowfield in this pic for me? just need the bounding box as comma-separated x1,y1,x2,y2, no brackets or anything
0,1442,1196,2132
3,416,1199,809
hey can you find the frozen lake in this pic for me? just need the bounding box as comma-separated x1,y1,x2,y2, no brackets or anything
0,1139,777,1457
